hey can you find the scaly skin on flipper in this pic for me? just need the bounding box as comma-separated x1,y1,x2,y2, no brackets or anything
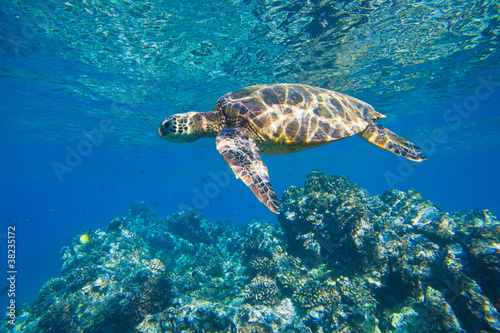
358,123,427,161
216,128,280,214
158,83,427,214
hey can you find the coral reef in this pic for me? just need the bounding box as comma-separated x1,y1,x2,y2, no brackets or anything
244,276,280,306
280,170,500,332
293,279,340,309
5,171,500,333
250,256,277,278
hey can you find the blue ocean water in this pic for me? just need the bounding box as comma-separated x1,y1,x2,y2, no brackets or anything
0,0,499,319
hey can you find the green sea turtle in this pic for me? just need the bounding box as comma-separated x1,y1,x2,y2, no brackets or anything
158,84,426,214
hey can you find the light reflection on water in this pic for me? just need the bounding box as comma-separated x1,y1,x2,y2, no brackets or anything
0,0,498,151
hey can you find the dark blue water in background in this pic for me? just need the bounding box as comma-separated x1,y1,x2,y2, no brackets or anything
1,0,499,310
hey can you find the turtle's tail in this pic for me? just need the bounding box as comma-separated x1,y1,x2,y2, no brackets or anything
359,123,427,161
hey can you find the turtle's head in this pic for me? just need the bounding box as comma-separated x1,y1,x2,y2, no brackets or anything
158,112,202,142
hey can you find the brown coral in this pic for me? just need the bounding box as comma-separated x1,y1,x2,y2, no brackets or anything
250,257,277,278
137,275,174,316
293,279,340,309
244,276,280,306
148,258,166,274
118,274,175,325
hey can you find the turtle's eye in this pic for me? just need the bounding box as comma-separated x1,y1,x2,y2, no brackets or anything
158,118,177,137
163,119,179,133
160,119,171,132
163,119,172,128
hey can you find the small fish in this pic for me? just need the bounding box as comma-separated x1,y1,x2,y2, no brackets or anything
80,234,90,244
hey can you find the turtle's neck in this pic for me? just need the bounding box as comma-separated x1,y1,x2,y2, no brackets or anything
197,110,225,137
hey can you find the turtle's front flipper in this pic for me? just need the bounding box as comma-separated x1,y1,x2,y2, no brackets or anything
216,128,280,214
359,123,427,161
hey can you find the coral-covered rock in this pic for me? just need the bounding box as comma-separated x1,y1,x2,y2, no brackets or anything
6,171,500,333
280,170,500,332
293,279,340,310
166,209,214,244
250,256,277,278
244,276,280,306
148,258,166,274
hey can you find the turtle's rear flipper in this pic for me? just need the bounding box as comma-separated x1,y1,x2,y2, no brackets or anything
216,128,280,214
359,123,427,161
